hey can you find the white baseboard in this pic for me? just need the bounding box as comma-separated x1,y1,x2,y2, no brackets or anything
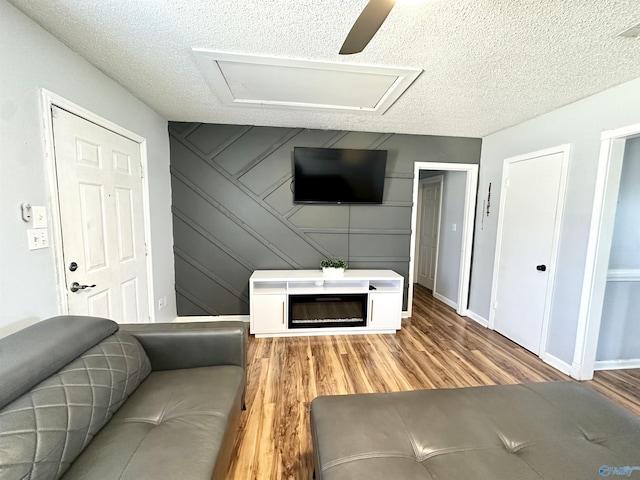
594,358,640,371
542,352,572,375
174,315,250,323
433,292,458,310
465,310,488,328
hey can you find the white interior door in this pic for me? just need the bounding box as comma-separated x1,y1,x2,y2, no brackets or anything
52,107,149,322
492,149,567,354
417,179,442,290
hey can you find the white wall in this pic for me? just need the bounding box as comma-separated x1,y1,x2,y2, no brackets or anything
0,0,176,336
596,136,640,362
435,171,466,304
469,77,640,365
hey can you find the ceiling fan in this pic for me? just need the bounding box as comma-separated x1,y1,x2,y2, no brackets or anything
339,0,397,55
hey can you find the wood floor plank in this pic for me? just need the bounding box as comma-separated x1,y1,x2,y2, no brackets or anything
226,283,640,480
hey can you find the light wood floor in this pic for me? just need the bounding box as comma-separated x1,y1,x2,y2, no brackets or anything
226,283,640,480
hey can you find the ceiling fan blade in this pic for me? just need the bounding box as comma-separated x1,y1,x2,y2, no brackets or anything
339,0,396,55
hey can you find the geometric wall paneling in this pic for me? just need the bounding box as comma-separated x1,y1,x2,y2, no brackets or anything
378,134,481,174
184,123,248,157
289,206,349,229
171,179,291,269
383,177,415,204
329,131,391,150
238,129,338,196
264,180,298,216
348,233,412,258
170,122,481,314
349,206,413,231
176,292,210,316
306,233,350,259
213,126,292,175
174,255,249,315
172,215,253,294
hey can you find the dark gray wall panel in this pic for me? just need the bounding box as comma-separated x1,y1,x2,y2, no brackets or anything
307,233,349,259
384,178,414,203
170,123,481,314
264,181,296,215
239,129,337,195
349,206,412,231
176,292,210,316
184,123,247,156
349,234,412,258
171,140,325,265
330,131,388,149
214,126,292,175
289,206,349,229
171,178,292,269
173,216,252,293
175,256,249,315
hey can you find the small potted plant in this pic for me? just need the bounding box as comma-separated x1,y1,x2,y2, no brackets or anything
320,259,348,276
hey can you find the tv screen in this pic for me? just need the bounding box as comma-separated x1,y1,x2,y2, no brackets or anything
293,147,387,204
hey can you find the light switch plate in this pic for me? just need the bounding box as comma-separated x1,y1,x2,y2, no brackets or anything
32,206,47,228
28,228,49,250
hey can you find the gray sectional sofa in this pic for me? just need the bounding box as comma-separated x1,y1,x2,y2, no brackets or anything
0,315,247,480
311,382,640,480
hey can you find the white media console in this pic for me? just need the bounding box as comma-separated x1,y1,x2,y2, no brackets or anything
249,270,403,337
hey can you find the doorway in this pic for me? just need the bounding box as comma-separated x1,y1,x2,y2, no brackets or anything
574,123,640,380
42,90,154,322
489,145,570,356
415,175,443,291
408,163,478,317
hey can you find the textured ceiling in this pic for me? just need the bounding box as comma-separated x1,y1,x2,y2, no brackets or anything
9,0,640,137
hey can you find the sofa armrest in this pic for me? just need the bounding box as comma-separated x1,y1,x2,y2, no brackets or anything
120,321,247,372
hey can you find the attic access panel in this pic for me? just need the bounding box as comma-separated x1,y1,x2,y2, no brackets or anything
193,50,422,114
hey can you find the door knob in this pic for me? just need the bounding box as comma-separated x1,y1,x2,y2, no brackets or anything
70,282,96,292
536,265,547,272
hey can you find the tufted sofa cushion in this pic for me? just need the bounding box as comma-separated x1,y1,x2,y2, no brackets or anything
311,382,640,480
0,331,151,480
61,364,245,480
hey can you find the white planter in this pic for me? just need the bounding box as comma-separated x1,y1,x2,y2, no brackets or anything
322,267,345,276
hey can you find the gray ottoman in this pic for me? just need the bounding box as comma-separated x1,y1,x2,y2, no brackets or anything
310,382,640,480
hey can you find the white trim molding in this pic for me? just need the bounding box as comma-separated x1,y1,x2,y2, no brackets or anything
40,89,155,322
407,162,478,318
193,50,422,115
572,122,640,381
542,352,572,376
433,292,458,311
465,310,489,328
594,359,640,371
607,269,640,281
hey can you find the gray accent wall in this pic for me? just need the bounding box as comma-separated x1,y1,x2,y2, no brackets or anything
169,123,481,315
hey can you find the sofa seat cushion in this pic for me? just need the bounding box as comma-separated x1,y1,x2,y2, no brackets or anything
62,365,245,480
310,382,640,480
0,330,150,480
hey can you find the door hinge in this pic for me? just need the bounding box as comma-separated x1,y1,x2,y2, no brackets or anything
493,301,498,310
505,178,510,188
144,243,148,256
51,106,59,118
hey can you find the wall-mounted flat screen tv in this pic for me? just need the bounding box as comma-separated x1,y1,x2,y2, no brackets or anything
293,147,387,204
